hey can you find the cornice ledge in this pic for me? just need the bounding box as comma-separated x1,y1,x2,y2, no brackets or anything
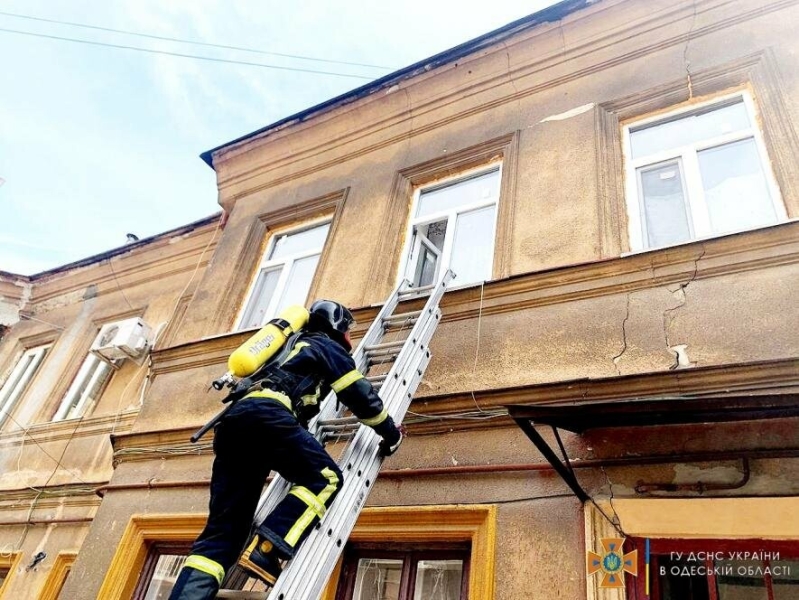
406,357,799,434
111,427,212,465
216,0,795,198
149,222,799,376
28,242,217,306
0,410,138,448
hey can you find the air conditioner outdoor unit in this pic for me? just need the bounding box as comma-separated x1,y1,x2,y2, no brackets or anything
91,317,153,363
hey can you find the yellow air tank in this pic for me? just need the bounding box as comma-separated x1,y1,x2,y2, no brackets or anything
228,305,310,377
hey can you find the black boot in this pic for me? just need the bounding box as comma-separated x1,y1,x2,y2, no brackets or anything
168,566,220,600
238,534,283,586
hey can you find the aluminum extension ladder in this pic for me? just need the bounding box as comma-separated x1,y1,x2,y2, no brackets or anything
217,270,454,600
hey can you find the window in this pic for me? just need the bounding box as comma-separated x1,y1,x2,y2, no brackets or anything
133,544,189,600
0,344,50,429
52,328,117,421
335,546,469,600
400,165,501,289
238,221,331,330
623,92,786,251
628,539,799,600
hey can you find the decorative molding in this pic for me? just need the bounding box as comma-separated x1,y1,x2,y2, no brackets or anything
0,410,137,449
209,189,348,331
330,505,497,600
595,50,799,253
405,357,799,435
216,0,798,200
151,221,799,380
97,514,206,600
367,133,519,299
0,552,22,600
37,551,77,600
27,226,219,308
112,358,799,454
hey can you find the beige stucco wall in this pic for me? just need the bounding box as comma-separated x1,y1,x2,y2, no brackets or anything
0,218,218,599
0,0,796,598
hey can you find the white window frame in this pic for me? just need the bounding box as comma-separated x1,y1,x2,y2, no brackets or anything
0,344,51,429
397,161,503,290
236,218,331,330
622,90,787,252
53,332,117,422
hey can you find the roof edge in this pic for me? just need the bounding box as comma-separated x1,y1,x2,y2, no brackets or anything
26,212,222,280
199,0,593,169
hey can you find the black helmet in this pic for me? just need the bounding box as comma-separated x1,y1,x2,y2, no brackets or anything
309,300,355,335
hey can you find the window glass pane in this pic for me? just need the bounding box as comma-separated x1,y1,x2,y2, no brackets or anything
352,558,403,600
715,560,768,600
412,559,463,600
269,223,330,260
449,205,496,284
416,169,500,218
698,137,777,235
274,254,321,314
65,358,112,420
239,268,281,330
639,161,692,248
411,220,446,287
630,100,750,158
142,554,187,600
655,556,710,600
772,560,799,600
0,346,49,420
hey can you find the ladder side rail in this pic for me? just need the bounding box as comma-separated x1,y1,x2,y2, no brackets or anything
268,337,434,600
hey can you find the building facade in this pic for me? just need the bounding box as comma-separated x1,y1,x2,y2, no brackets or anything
2,0,799,598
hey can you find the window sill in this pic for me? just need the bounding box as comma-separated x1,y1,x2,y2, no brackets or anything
621,218,799,257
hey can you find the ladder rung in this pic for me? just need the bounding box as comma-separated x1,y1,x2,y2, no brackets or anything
382,310,422,326
321,431,355,443
368,354,397,366
318,423,359,433
216,590,268,599
364,340,406,352
399,283,435,297
318,416,359,426
365,374,387,384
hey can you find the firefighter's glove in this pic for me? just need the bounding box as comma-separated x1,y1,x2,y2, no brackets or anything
378,424,405,457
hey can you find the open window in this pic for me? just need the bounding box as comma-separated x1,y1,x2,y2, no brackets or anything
238,220,331,330
400,165,502,289
0,343,51,429
623,91,787,251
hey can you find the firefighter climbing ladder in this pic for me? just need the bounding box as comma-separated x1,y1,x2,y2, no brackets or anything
217,270,454,600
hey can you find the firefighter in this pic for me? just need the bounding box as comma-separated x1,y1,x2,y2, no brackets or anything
168,300,404,600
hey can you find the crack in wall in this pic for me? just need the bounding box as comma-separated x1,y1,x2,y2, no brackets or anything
662,246,707,369
601,465,624,532
683,0,699,99
611,293,632,375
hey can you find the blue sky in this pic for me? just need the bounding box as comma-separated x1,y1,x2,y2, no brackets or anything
0,0,557,275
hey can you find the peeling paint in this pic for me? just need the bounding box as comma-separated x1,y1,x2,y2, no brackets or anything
669,344,694,368
673,464,742,484
539,103,595,123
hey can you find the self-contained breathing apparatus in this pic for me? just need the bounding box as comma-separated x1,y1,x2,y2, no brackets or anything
190,305,310,443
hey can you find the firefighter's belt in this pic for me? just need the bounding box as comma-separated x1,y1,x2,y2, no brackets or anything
244,388,294,414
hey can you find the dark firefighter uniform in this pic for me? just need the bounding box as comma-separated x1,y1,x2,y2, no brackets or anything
169,313,402,600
